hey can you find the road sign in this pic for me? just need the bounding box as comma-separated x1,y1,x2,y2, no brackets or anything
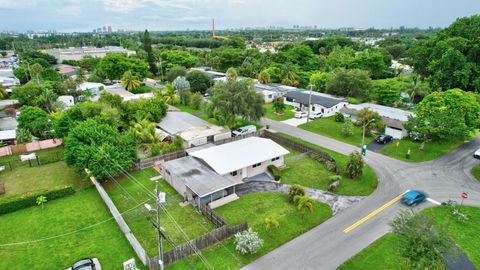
461,192,468,199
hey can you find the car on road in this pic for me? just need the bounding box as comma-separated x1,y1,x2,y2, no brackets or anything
474,148,480,159
375,134,393,144
401,190,427,206
68,258,102,270
294,111,308,119
232,125,257,137
308,112,323,120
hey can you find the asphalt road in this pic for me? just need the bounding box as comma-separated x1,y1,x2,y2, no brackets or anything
242,119,480,270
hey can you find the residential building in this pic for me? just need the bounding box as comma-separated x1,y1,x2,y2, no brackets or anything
0,130,16,145
284,90,347,117
340,103,414,139
0,69,19,94
157,112,231,148
54,64,77,77
57,95,75,109
44,46,136,63
254,83,292,103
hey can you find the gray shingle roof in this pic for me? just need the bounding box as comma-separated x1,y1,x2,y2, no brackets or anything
157,112,209,135
284,91,344,108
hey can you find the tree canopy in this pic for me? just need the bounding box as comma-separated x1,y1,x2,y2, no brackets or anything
96,53,149,80
17,106,52,139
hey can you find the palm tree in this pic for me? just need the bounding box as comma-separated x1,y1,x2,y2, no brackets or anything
294,195,314,220
264,217,279,235
272,101,286,114
257,70,271,84
134,120,162,147
121,71,141,92
0,85,7,99
161,83,179,105
36,195,48,209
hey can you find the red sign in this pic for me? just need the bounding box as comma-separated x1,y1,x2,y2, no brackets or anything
461,192,468,199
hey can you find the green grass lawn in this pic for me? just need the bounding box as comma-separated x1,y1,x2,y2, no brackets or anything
263,103,295,121
298,117,374,147
0,146,64,169
471,164,480,181
104,168,215,256
0,188,146,270
167,192,332,269
339,206,480,270
278,133,377,196
380,138,469,162
0,161,90,200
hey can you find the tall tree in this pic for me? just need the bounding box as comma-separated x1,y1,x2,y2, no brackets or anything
17,106,52,139
185,71,213,94
143,29,157,75
326,69,372,99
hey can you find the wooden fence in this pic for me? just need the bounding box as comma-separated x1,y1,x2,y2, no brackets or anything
198,202,228,227
135,150,186,170
150,222,248,268
0,139,63,157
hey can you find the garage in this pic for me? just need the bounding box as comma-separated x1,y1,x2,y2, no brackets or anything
385,126,404,139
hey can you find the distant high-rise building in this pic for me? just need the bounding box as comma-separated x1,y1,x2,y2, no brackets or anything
97,28,102,33
102,26,107,33
92,29,97,33
107,26,112,33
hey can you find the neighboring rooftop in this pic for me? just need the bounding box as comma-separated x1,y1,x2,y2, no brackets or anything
157,112,210,135
163,156,238,197
181,125,230,142
189,137,290,175
0,130,16,141
345,103,413,122
284,90,345,108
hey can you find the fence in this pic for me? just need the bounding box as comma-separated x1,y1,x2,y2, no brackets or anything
198,202,228,227
150,222,248,268
135,150,186,170
0,147,64,171
0,139,63,157
89,173,150,266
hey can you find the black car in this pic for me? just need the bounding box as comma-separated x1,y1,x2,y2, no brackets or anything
375,134,393,144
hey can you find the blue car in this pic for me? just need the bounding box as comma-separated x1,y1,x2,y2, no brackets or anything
401,190,427,206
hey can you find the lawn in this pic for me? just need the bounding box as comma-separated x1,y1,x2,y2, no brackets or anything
0,188,146,270
380,138,469,162
0,146,65,169
278,133,377,196
298,117,374,147
339,206,480,270
167,192,332,269
263,103,295,121
104,168,215,256
471,164,480,182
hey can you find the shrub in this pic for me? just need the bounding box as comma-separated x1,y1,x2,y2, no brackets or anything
264,217,279,234
342,118,354,137
131,85,153,94
150,143,161,157
288,184,305,204
334,112,345,122
234,228,263,254
327,175,341,192
191,92,203,110
267,165,281,181
345,151,364,179
325,160,337,173
0,185,75,215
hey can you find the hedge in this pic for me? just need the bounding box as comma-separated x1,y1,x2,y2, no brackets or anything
267,165,281,181
0,185,75,215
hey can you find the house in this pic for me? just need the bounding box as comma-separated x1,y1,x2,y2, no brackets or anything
57,95,75,109
157,112,231,148
190,67,226,80
0,130,16,145
105,86,154,101
78,82,105,93
284,90,347,117
161,137,289,208
44,46,136,63
340,103,414,139
254,84,290,103
55,64,77,77
0,69,19,94
143,78,161,88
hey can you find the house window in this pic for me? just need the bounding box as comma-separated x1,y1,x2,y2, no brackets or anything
252,163,262,168
312,106,315,111
165,170,171,175
286,97,293,102
230,170,238,176
271,157,280,162
321,108,324,113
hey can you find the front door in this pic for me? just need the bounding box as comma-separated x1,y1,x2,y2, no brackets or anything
242,167,248,178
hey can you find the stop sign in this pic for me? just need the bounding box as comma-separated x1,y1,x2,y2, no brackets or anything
461,192,468,199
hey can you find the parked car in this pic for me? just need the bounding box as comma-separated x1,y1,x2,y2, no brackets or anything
375,134,393,144
308,112,323,120
474,148,480,159
294,111,308,119
68,258,101,270
232,125,257,137
401,190,427,206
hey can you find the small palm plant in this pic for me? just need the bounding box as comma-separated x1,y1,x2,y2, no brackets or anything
36,195,47,209
264,217,279,235
294,195,314,220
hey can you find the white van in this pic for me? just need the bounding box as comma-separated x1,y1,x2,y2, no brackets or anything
232,125,257,137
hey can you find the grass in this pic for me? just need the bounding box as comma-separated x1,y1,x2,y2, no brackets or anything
471,164,480,182
263,103,295,121
103,168,215,256
298,117,374,147
0,188,146,270
278,133,378,196
380,138,472,162
167,192,332,269
0,146,65,168
0,161,90,200
339,206,480,269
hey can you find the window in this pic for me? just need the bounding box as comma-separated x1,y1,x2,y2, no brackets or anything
321,108,324,113
286,97,293,102
271,157,280,162
165,170,171,175
252,163,262,168
230,171,238,176
312,106,315,111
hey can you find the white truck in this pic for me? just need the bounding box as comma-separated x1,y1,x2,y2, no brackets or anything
232,125,257,137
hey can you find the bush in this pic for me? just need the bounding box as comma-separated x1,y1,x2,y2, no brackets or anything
327,175,341,192
267,165,281,181
288,184,305,204
0,185,75,215
334,112,345,122
325,160,337,173
234,228,264,255
131,85,154,94
342,118,354,137
191,92,203,110
345,151,364,179
150,143,161,157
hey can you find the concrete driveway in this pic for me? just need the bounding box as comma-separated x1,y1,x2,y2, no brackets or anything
242,118,480,270
281,117,307,127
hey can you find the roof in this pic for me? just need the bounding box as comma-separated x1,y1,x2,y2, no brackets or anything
163,156,238,197
78,82,105,91
157,112,210,135
57,95,75,106
284,91,345,108
0,130,16,140
180,125,230,141
340,103,413,129
189,137,289,175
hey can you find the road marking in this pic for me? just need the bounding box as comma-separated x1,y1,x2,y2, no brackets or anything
343,192,406,234
427,198,441,205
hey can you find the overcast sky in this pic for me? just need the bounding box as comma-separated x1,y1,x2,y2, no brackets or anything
1,0,480,32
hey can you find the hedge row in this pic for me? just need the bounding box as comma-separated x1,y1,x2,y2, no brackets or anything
0,185,75,215
267,165,281,181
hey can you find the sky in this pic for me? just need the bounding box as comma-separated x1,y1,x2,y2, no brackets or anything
1,0,480,32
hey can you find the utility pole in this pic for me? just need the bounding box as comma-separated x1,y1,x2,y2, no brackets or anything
155,180,164,270
361,118,376,156
306,84,314,125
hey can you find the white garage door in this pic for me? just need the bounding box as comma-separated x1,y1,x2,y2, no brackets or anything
385,126,403,139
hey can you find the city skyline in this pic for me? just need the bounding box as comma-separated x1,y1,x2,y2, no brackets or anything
1,0,480,32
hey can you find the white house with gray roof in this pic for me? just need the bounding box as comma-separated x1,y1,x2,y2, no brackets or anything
284,90,347,117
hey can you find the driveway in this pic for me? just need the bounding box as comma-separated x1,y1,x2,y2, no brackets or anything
366,140,392,153
242,118,480,270
281,117,307,127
